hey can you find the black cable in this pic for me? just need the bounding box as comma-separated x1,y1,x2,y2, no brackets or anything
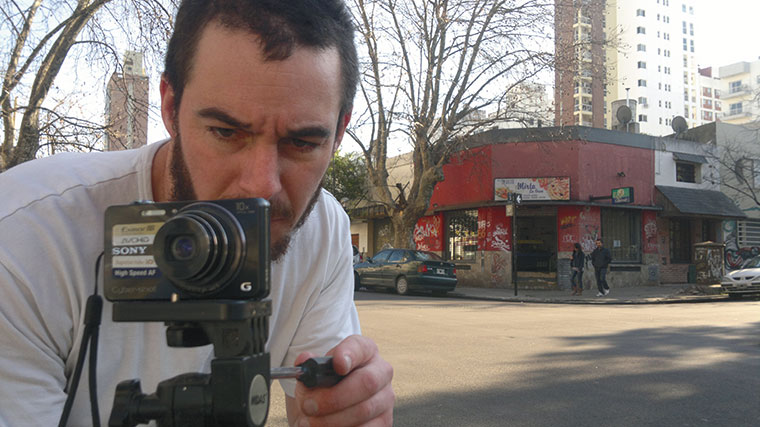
58,253,104,427
87,294,103,427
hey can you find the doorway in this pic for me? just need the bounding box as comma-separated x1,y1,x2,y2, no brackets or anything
514,210,557,287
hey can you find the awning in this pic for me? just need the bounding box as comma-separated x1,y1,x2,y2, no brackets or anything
656,185,746,218
672,152,708,164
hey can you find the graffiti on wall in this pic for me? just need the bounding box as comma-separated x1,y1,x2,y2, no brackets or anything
695,247,724,283
491,251,509,283
578,206,600,253
557,206,579,252
722,220,760,270
643,211,658,254
414,215,443,252
478,207,512,251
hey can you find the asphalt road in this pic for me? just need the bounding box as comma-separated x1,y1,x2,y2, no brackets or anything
266,291,760,426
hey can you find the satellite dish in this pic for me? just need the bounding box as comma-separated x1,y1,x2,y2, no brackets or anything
616,105,632,125
671,116,688,134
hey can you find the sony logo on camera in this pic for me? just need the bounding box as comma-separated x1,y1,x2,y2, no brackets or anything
103,198,270,302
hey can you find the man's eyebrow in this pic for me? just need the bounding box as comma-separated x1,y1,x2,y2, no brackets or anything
197,108,251,129
287,126,332,139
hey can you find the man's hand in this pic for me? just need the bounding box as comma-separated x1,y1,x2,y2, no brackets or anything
286,335,394,427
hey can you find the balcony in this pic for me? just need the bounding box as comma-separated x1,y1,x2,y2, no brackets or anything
721,110,752,121
723,84,751,99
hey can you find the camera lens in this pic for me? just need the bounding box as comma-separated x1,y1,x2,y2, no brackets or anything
170,236,196,261
153,202,246,296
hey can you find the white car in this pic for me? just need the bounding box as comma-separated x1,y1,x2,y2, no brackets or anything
721,255,760,299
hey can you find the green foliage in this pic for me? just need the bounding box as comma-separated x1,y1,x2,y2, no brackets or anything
323,151,368,208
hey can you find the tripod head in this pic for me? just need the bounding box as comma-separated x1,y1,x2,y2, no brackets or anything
108,300,272,427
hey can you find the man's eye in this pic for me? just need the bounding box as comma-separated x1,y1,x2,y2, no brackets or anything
210,127,237,138
292,139,318,148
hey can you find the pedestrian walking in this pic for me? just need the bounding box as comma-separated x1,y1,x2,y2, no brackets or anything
590,238,613,297
570,243,585,296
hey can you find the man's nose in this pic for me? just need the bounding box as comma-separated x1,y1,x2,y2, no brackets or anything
237,142,282,200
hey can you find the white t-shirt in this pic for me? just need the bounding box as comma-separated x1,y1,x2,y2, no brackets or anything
0,142,360,426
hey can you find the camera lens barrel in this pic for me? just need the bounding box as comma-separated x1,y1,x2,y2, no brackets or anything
153,202,246,296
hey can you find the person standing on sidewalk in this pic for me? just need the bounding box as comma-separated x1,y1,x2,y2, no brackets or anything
570,243,585,296
591,238,613,297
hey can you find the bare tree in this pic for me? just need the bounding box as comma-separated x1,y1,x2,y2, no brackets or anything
710,128,760,208
347,0,555,248
0,0,177,172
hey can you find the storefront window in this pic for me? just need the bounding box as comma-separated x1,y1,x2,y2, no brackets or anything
446,209,478,261
601,209,641,262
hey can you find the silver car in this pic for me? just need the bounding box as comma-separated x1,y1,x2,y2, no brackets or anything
721,255,760,299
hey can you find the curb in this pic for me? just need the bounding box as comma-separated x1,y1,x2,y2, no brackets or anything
448,291,729,305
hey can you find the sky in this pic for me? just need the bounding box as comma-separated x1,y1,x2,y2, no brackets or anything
133,0,760,145
695,0,760,70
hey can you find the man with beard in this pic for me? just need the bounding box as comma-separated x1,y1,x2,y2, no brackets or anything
0,1,394,426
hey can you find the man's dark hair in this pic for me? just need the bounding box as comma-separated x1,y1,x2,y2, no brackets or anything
164,0,358,118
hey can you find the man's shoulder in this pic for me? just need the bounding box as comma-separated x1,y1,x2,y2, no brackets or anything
0,144,159,221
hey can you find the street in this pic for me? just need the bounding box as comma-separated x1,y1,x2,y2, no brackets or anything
267,291,760,426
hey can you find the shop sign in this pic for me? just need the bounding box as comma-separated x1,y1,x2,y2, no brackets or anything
611,187,634,204
494,177,570,201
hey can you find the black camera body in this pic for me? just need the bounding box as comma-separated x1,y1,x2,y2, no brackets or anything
104,198,270,302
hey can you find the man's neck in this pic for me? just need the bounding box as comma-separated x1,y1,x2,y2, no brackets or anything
151,140,172,202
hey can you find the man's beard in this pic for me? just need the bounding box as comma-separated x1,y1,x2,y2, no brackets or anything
169,131,322,262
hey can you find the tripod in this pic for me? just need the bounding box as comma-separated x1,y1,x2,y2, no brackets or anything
108,300,272,427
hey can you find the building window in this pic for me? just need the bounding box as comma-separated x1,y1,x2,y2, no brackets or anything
676,162,698,183
637,61,646,69
638,96,648,106
682,21,687,34
637,9,646,16
729,102,743,116
670,219,691,263
601,209,641,263
683,38,687,51
445,209,478,261
735,158,760,188
638,79,647,87
637,44,647,52
690,39,694,52
729,80,742,94
737,220,760,248
702,111,713,121
638,114,648,122
689,23,694,35
637,26,646,34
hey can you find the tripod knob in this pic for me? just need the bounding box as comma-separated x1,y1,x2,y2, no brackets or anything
108,379,158,427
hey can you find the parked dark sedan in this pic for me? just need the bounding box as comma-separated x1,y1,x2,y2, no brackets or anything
353,248,457,295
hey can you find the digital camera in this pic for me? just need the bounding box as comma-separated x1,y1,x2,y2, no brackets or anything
103,198,270,302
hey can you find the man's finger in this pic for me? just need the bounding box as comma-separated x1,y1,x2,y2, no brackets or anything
326,335,379,376
295,381,395,427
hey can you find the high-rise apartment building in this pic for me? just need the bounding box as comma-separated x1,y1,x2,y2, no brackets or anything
697,67,721,125
555,0,700,135
105,51,149,151
718,59,760,126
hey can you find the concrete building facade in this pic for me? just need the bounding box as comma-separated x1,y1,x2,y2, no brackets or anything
105,51,149,151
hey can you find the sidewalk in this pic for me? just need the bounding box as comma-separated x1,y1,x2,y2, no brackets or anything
450,283,728,304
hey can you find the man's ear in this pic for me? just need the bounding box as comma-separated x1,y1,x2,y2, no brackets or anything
160,74,178,138
333,111,352,153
